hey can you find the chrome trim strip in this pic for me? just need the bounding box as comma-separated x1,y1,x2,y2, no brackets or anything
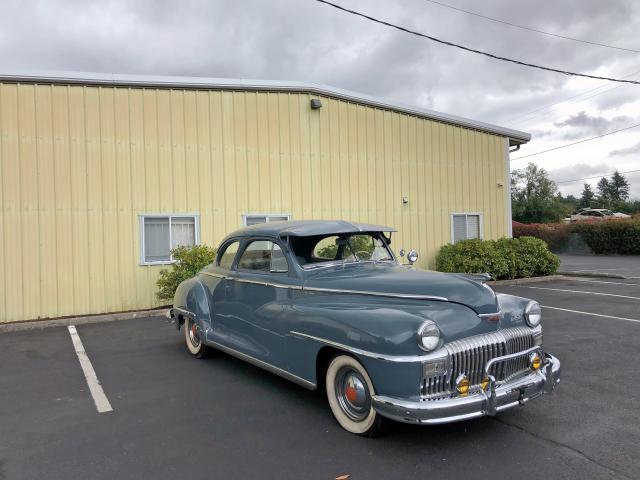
200,271,447,299
205,336,316,390
289,331,443,363
230,277,304,290
0,69,530,145
301,286,448,302
200,271,225,279
478,310,502,319
200,271,303,290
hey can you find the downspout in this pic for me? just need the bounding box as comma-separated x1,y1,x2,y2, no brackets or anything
504,140,516,237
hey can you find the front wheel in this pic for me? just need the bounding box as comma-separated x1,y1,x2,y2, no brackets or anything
325,355,384,436
184,317,212,359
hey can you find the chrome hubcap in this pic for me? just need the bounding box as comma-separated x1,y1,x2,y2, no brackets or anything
335,367,370,421
187,320,201,348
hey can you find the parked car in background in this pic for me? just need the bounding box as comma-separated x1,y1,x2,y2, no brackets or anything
569,208,631,223
167,220,561,436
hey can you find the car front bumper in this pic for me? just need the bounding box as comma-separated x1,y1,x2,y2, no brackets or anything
371,352,560,425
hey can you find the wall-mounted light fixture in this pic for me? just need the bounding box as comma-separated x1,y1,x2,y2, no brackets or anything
402,196,409,204
310,98,323,109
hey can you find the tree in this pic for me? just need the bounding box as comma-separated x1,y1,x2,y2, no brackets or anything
511,163,569,223
596,177,611,207
578,183,595,208
609,170,630,203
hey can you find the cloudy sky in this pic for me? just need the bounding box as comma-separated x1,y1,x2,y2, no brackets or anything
2,0,639,198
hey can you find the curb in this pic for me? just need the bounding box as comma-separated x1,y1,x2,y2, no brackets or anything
0,308,168,334
488,275,567,286
557,270,627,279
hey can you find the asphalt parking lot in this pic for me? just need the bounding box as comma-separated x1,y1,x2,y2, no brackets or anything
559,254,640,279
1,277,639,480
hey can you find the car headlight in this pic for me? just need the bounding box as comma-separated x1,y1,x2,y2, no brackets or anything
524,301,542,327
417,320,440,352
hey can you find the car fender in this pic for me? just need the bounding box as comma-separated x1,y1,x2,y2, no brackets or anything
173,277,211,331
283,293,492,397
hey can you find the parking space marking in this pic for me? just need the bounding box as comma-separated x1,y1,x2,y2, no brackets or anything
521,286,640,301
542,306,640,324
67,325,113,413
569,279,640,287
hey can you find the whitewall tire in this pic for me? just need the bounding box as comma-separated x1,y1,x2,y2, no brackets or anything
325,355,384,436
184,317,212,359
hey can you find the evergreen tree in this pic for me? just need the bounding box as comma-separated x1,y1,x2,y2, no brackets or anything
609,171,630,202
578,183,595,208
597,177,611,207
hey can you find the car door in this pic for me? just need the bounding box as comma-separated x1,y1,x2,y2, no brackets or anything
222,238,298,369
201,239,240,346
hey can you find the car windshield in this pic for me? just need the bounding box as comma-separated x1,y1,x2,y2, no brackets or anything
290,232,395,269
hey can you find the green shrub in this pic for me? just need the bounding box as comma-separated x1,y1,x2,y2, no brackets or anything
156,245,217,301
435,237,559,280
571,219,640,254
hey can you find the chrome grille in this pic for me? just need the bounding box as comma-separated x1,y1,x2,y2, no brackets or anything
421,327,535,399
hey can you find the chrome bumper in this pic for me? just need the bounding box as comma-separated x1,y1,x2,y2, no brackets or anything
372,352,561,425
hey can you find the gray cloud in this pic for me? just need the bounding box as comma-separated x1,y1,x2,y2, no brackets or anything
549,163,613,184
553,112,635,140
610,141,640,156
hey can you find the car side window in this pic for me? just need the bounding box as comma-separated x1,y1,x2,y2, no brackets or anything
270,244,289,273
313,236,340,259
237,240,289,273
218,240,239,269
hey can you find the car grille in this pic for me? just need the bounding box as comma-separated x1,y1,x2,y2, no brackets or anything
421,327,535,400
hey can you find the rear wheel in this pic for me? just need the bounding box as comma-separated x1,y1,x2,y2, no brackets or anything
184,317,212,359
325,355,384,436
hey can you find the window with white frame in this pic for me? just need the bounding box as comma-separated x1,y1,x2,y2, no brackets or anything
451,213,482,243
140,215,199,264
242,214,291,227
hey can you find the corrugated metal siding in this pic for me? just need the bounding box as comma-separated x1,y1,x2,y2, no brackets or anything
0,83,509,322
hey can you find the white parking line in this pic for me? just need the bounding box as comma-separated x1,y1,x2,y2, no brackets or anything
568,268,622,272
543,306,640,324
568,278,640,287
521,286,640,301
67,325,113,413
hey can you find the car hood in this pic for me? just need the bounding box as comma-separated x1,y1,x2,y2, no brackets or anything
302,263,499,314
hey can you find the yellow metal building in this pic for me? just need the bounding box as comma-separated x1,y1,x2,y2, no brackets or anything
0,71,530,323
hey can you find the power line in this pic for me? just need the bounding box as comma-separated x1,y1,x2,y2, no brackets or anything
511,122,640,160
423,0,640,54
552,169,640,184
314,0,640,85
505,69,640,125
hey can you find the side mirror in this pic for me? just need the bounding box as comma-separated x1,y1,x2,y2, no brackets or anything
407,250,419,264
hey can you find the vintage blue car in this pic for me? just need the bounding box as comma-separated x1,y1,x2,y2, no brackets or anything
168,220,560,436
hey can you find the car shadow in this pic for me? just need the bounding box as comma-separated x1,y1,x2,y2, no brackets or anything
176,338,503,446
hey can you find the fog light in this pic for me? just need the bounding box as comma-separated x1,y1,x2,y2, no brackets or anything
529,352,542,370
456,374,470,396
481,377,490,391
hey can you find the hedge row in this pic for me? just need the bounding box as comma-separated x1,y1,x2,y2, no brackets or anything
513,219,640,255
435,237,560,280
571,220,640,254
512,222,571,251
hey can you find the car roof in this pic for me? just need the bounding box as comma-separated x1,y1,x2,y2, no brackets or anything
223,220,397,241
